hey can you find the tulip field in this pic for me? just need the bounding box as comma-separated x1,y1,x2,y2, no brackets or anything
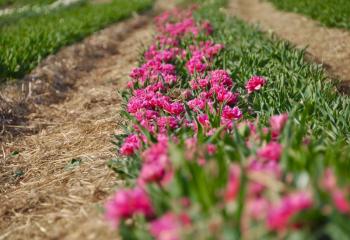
105,0,350,239
1,0,350,239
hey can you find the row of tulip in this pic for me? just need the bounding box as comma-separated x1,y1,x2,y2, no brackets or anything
106,4,350,239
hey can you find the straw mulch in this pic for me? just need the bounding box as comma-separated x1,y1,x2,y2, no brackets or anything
0,14,153,239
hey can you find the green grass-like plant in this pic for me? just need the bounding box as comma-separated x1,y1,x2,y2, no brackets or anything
0,0,153,82
0,0,55,8
111,0,350,237
268,0,350,30
195,0,350,143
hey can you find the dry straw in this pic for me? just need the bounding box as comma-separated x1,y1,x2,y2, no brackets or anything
0,14,153,239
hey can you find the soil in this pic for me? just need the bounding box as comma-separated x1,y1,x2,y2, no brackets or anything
229,0,350,93
0,1,178,237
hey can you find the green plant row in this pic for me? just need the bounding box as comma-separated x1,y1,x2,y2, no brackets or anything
195,3,350,236
108,0,350,238
196,0,350,170
191,0,350,136
0,0,154,82
267,0,350,30
0,0,55,9
0,0,87,29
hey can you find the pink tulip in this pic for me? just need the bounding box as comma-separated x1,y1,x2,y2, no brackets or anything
257,142,282,162
245,76,266,94
225,165,241,202
267,192,312,231
150,213,191,240
105,187,153,227
270,113,288,137
120,134,142,156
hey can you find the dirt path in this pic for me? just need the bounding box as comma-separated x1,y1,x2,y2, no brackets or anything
229,0,350,92
0,9,157,240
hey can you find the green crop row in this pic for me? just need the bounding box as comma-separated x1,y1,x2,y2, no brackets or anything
110,0,350,238
0,0,55,8
196,3,350,236
0,0,154,82
267,0,350,30
0,1,87,28
196,0,350,163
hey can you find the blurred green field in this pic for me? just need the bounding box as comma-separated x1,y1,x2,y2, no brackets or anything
0,0,153,82
0,0,86,28
268,0,350,30
0,0,55,8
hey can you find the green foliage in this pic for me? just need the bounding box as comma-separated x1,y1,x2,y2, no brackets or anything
110,0,350,238
193,2,350,237
197,3,350,145
268,0,350,30
0,0,55,8
0,0,87,28
192,0,350,188
0,0,154,82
